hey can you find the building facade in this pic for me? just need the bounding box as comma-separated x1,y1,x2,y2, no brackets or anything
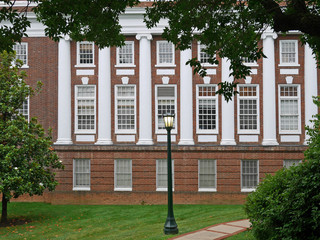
10,4,319,204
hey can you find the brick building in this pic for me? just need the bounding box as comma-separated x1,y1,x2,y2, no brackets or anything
8,2,319,204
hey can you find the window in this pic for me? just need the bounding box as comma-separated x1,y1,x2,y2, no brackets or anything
155,85,177,133
283,159,301,168
280,40,298,65
241,160,259,191
242,57,257,66
198,44,215,65
279,85,300,133
196,85,218,133
114,159,132,191
73,159,90,190
75,85,96,133
157,41,175,66
115,85,136,133
117,41,134,66
198,160,216,191
156,159,174,191
13,43,28,67
77,42,94,66
237,85,259,133
17,98,29,121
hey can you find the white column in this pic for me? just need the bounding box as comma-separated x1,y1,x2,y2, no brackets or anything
96,47,113,145
55,37,72,144
261,29,279,145
304,44,318,145
220,58,236,145
136,34,153,145
179,48,194,145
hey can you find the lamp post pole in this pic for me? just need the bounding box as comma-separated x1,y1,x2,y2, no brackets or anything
163,114,178,235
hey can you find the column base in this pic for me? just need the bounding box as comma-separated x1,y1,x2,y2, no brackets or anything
178,139,195,145
95,139,113,145
136,139,154,145
54,139,73,145
262,139,279,146
220,139,236,145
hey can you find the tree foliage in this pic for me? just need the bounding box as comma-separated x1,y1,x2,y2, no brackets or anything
0,51,64,223
244,98,320,240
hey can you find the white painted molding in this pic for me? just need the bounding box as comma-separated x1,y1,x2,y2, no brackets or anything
136,33,153,40
116,69,135,75
156,69,175,75
76,69,94,76
280,135,300,142
198,135,217,142
157,135,176,142
162,76,170,84
239,135,259,142
280,69,299,75
207,69,217,75
245,76,252,84
203,76,211,84
285,76,293,84
116,135,135,142
81,77,89,85
76,135,95,142
121,77,129,84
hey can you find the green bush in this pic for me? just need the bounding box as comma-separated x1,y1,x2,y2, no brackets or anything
245,97,320,240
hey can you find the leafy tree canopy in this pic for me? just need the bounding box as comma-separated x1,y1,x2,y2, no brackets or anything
0,51,64,223
1,0,320,99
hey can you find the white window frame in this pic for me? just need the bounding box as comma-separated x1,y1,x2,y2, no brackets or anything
279,40,299,66
196,84,218,134
13,42,28,68
197,43,217,66
156,159,174,192
155,85,178,134
17,97,29,122
76,41,95,67
237,84,260,134
75,85,96,134
114,85,136,134
283,159,301,168
73,159,91,191
278,84,301,134
198,159,217,192
114,159,132,191
242,57,258,67
116,41,135,67
156,41,175,67
241,160,259,192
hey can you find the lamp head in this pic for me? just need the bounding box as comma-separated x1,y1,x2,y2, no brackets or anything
163,113,175,130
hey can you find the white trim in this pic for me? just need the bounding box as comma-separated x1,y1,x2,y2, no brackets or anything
198,159,217,192
116,41,135,67
279,40,299,66
114,159,132,191
237,84,260,134
155,84,178,134
156,41,175,66
156,159,174,192
241,160,259,192
196,84,219,134
73,159,91,191
76,41,95,67
74,85,96,134
278,84,301,134
114,85,137,134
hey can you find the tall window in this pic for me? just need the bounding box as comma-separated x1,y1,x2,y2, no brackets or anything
77,42,94,65
73,159,90,190
156,159,174,191
75,85,96,133
117,41,134,65
237,85,259,133
280,40,298,65
17,98,29,121
198,160,216,191
198,44,211,64
241,160,259,191
279,85,300,133
155,85,176,133
157,41,175,65
283,159,301,168
197,85,218,133
13,43,28,67
115,85,136,133
114,159,132,191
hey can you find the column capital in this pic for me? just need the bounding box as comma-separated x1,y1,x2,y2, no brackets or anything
261,28,278,40
136,33,153,41
62,35,71,41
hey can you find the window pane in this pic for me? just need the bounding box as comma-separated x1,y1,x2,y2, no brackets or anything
157,159,174,189
116,86,135,131
79,42,94,64
76,86,95,131
115,159,132,188
74,159,90,188
199,160,216,189
13,43,27,65
242,160,258,189
279,86,299,131
238,86,258,131
118,42,133,64
158,42,173,64
157,86,175,130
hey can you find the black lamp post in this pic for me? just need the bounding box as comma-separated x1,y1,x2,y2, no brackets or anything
163,113,179,235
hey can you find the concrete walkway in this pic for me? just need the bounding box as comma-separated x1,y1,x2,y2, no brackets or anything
169,219,251,240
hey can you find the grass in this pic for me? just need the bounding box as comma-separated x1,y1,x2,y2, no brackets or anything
0,202,247,240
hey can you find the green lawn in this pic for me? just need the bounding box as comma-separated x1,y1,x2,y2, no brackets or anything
0,202,247,240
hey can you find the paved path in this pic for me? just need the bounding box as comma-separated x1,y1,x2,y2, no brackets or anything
169,219,251,240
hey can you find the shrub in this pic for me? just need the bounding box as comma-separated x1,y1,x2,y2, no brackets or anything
245,97,320,240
